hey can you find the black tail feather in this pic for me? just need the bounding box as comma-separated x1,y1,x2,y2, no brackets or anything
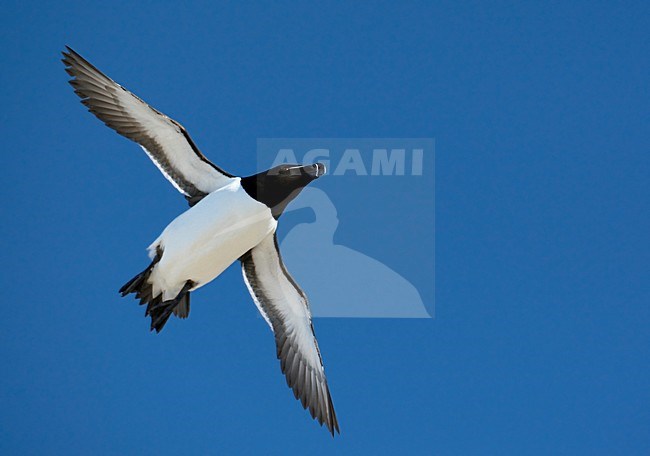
119,269,147,297
120,246,162,297
173,292,191,319
119,247,193,332
148,300,176,333
147,281,194,333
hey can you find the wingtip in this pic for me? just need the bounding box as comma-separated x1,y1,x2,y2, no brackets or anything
331,415,341,437
325,385,340,436
61,46,86,66
327,421,341,437
61,46,77,68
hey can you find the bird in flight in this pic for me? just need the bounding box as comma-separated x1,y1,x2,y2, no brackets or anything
62,47,339,435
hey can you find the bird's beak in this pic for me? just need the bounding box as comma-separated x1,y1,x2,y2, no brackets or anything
302,163,326,179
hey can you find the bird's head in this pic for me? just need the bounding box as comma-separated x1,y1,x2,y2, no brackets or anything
241,163,326,219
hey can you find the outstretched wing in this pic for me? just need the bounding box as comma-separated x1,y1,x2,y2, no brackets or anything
62,46,234,204
241,233,339,435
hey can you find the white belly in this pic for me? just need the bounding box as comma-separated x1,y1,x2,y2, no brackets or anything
147,178,277,300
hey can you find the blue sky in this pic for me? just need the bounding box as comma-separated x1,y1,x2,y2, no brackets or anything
1,1,649,454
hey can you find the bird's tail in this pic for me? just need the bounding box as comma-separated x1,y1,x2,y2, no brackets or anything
119,247,192,332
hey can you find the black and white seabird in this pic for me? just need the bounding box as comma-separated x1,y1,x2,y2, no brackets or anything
62,47,339,435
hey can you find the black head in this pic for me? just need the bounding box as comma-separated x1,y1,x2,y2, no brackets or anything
241,163,326,218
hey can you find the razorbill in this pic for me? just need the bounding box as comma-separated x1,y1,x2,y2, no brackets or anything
62,47,339,435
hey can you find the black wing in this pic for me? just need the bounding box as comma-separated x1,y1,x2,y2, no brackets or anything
62,47,234,204
241,233,340,435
